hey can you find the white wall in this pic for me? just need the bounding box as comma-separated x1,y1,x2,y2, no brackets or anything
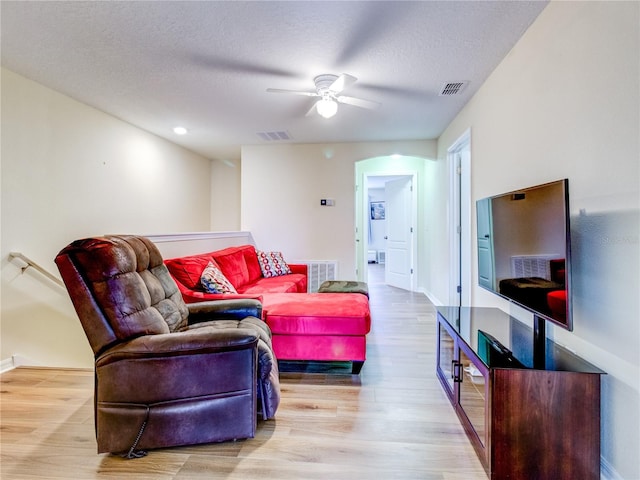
210,157,242,231
436,2,639,478
1,68,213,368
241,141,436,280
421,157,449,305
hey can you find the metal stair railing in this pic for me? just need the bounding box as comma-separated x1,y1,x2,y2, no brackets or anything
9,252,64,287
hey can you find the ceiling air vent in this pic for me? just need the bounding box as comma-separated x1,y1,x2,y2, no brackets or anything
257,131,291,141
439,82,468,96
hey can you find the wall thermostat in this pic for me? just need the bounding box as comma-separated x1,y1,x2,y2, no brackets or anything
320,199,335,206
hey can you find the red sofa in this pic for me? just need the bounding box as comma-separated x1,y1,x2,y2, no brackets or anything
165,244,371,374
165,245,308,303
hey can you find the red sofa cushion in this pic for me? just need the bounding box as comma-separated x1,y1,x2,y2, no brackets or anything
209,246,251,289
239,276,305,294
164,254,216,291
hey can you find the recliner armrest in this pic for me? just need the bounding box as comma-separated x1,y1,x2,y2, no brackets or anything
187,298,263,323
96,327,259,366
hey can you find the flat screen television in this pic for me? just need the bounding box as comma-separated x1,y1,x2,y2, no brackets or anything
476,179,572,332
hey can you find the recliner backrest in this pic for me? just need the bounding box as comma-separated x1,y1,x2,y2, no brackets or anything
55,235,189,355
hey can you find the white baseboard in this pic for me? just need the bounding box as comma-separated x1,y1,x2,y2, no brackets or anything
419,288,444,307
0,357,15,373
0,354,41,373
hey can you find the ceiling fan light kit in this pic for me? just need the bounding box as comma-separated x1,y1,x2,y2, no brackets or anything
316,97,338,119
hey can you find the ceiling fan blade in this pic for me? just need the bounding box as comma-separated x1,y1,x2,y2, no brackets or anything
305,100,319,117
336,95,381,110
356,82,428,98
335,3,418,65
266,88,319,97
329,73,357,93
190,54,297,78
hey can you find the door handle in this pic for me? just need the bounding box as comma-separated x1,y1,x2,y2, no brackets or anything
384,236,388,239
452,361,463,383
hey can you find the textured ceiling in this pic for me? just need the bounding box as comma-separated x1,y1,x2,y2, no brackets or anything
1,1,548,161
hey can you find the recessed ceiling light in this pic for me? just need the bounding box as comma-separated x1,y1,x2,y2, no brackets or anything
391,153,402,159
173,126,188,135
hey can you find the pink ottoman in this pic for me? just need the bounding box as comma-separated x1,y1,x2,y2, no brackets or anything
261,293,371,374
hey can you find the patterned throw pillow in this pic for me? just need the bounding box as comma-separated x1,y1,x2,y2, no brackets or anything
256,250,292,278
200,261,237,294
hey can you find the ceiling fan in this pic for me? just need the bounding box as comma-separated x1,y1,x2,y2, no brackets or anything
266,73,381,119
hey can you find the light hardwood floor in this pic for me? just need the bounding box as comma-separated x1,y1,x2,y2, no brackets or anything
0,265,487,479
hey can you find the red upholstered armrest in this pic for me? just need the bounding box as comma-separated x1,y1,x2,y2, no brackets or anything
289,264,307,276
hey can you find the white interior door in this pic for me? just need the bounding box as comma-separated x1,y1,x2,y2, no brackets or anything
384,177,413,290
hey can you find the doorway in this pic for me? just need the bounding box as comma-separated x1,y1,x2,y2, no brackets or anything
447,129,471,306
364,173,417,291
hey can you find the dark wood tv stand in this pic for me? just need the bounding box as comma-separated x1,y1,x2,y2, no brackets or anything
436,306,604,480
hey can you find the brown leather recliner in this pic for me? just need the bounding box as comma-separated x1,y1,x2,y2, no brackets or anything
55,235,280,456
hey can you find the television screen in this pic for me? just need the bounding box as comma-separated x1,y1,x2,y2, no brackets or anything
476,179,572,330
